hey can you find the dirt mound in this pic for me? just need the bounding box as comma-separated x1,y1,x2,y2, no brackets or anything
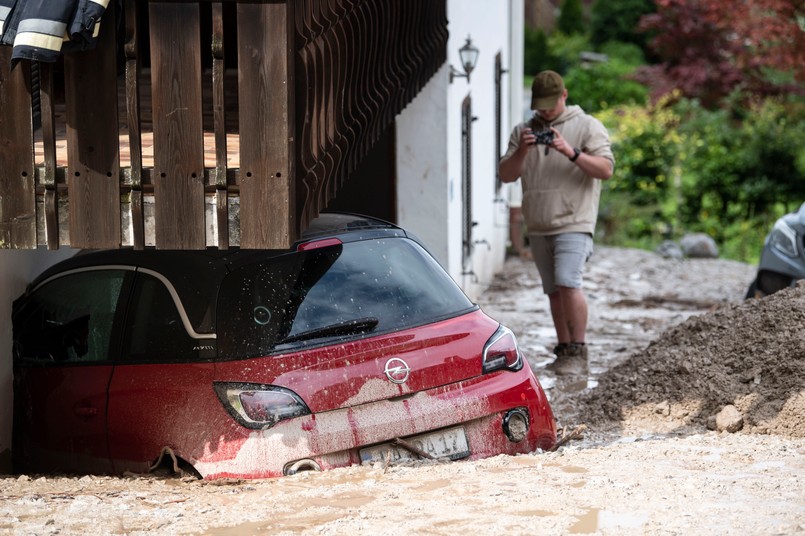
579,284,805,438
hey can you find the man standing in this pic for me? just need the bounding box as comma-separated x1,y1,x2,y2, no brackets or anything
499,70,614,374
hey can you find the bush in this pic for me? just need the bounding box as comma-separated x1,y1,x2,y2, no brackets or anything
558,0,586,36
594,94,805,262
547,32,591,74
677,97,805,224
590,0,655,54
564,58,648,113
524,28,559,76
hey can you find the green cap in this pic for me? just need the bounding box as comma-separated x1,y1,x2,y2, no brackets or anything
531,70,565,110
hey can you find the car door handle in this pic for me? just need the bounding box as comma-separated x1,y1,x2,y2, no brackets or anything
74,407,98,417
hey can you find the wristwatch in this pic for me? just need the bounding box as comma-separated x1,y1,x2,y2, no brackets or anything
569,147,581,162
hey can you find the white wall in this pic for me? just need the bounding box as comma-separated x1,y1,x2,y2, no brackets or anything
397,0,524,301
0,248,77,472
396,67,450,267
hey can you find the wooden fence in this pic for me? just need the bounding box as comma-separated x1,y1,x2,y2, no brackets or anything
0,0,447,250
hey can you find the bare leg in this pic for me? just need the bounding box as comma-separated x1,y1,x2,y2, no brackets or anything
548,290,571,343
558,286,587,343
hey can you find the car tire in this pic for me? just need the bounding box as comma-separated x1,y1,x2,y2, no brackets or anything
744,279,761,300
757,271,792,297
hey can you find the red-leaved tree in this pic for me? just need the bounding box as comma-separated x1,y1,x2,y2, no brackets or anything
637,0,805,108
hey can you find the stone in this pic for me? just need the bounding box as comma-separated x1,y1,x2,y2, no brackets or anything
715,404,744,433
680,233,719,258
655,240,684,259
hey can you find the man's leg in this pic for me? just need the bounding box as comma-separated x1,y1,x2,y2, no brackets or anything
547,290,571,344
545,233,593,373
558,286,588,343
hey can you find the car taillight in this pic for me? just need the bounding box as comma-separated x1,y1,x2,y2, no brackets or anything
482,325,524,374
213,383,311,430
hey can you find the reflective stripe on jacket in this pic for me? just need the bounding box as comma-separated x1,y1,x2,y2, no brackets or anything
0,0,111,65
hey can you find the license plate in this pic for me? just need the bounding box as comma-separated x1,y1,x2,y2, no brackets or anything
359,426,470,464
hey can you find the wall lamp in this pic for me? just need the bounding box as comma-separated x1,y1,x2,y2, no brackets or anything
449,36,479,83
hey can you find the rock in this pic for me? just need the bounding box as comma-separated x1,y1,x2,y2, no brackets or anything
715,405,744,433
654,400,671,416
655,240,684,259
680,233,719,258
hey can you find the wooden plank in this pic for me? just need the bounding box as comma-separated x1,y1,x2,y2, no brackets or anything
237,1,295,248
0,48,36,249
149,2,205,249
124,0,145,249
212,2,229,249
38,62,59,249
64,2,121,249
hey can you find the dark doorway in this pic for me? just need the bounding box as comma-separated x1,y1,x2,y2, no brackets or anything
326,125,397,223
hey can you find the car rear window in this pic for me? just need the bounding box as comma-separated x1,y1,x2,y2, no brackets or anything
216,237,475,359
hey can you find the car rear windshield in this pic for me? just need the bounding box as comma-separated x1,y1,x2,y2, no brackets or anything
216,237,475,359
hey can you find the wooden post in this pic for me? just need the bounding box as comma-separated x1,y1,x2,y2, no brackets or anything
124,0,145,250
0,48,36,249
212,2,229,249
149,2,205,250
237,1,296,248
64,2,122,249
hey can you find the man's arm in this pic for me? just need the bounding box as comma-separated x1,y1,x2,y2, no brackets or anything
499,127,535,183
568,151,614,180
549,127,614,180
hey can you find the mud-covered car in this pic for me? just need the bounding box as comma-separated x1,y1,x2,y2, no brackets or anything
12,213,556,479
746,202,805,299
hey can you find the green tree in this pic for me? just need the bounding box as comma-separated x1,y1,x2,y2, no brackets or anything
564,55,648,113
523,27,558,76
590,0,656,53
678,98,805,221
558,0,585,36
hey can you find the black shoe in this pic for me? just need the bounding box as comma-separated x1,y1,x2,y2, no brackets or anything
547,342,588,375
552,342,569,357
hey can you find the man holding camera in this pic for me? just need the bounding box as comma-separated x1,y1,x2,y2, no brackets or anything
499,70,614,375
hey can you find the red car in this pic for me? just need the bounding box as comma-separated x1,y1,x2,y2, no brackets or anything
12,213,555,479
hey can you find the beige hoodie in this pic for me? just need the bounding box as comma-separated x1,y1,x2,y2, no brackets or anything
503,105,614,236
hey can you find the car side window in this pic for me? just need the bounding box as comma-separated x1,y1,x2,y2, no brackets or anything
121,272,198,362
13,270,127,363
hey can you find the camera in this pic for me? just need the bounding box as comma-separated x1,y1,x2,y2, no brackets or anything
530,129,555,146
528,116,554,155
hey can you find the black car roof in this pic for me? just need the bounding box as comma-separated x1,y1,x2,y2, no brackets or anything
29,212,402,283
22,213,407,333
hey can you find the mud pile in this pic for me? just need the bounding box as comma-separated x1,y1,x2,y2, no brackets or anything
579,284,805,438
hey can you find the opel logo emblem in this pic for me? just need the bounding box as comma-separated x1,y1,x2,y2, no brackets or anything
384,357,411,384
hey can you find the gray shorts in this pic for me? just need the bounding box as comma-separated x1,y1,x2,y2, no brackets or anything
529,233,593,294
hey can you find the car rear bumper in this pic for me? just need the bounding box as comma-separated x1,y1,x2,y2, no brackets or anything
192,367,555,479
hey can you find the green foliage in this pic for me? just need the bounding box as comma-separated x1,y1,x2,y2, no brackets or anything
564,58,648,113
546,32,591,74
598,41,645,67
594,94,805,262
597,99,681,207
558,0,586,36
522,7,804,263
523,28,559,76
590,0,656,52
596,190,671,249
677,97,805,221
523,30,591,76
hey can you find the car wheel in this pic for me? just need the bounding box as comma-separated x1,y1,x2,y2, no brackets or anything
757,271,792,297
744,279,762,300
